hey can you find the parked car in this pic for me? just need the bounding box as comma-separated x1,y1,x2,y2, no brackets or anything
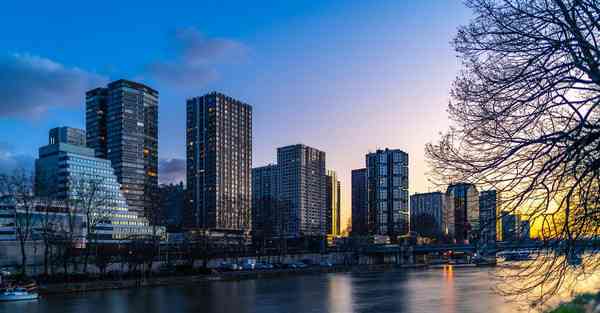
218,262,241,271
255,262,274,270
319,261,333,268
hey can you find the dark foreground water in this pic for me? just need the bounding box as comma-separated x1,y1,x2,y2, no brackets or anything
1,267,524,313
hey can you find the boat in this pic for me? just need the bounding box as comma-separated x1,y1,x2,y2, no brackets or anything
0,287,39,301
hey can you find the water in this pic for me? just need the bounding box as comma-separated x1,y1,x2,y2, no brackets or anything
1,267,526,313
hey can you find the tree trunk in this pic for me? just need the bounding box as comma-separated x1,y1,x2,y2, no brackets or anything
19,239,27,275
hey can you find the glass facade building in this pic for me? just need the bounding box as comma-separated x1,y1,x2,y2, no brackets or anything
479,190,498,245
351,168,368,236
34,128,159,242
325,170,341,237
85,79,159,215
446,183,479,243
186,92,252,233
366,149,409,237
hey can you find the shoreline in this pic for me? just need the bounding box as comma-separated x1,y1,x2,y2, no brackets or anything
39,264,429,295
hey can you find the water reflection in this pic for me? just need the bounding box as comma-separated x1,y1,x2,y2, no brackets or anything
0,268,549,313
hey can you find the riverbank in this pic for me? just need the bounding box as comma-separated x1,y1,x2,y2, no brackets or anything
547,293,600,313
39,264,428,295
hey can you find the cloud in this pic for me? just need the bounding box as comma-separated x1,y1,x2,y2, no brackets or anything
148,27,246,88
0,142,34,174
0,53,108,119
159,158,186,185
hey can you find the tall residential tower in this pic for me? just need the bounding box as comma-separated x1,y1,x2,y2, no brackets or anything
186,92,252,233
366,149,409,237
277,144,326,237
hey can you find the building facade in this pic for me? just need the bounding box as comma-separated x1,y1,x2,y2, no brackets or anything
49,126,86,146
186,92,252,233
277,144,326,237
34,128,159,242
85,79,159,215
501,212,519,242
251,164,279,238
410,192,451,240
351,168,368,236
446,183,479,243
479,190,498,245
366,149,409,238
325,170,341,238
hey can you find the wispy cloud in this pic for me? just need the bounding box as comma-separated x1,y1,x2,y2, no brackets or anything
159,158,186,185
0,53,107,119
0,141,34,174
148,27,247,89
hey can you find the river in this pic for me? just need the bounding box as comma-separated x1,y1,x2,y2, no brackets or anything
0,267,533,313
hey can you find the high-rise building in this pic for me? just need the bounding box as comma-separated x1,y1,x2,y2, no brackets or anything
479,190,498,245
410,192,452,239
519,220,531,240
85,79,159,215
186,92,252,233
366,149,409,237
325,170,341,238
351,168,368,236
252,164,279,238
501,212,519,242
446,183,479,243
49,126,86,146
277,144,326,237
35,127,158,242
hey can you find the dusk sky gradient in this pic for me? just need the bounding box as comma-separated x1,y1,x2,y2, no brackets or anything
0,1,472,227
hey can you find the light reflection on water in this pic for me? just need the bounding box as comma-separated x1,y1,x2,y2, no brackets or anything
0,266,585,313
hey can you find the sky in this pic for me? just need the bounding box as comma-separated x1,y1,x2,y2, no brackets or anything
0,1,472,228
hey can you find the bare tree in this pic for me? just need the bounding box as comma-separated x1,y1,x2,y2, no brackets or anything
70,177,112,274
0,169,36,275
426,0,600,307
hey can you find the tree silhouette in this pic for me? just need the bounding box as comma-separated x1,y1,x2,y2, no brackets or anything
426,0,600,307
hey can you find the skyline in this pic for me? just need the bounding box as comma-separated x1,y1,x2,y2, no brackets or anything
0,1,472,226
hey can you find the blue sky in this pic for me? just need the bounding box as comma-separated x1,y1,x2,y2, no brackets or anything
0,1,471,224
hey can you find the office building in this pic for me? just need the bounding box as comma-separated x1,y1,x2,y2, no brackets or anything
34,127,159,242
366,149,409,237
410,192,452,239
49,126,86,146
501,212,519,242
159,183,186,232
479,190,498,245
277,144,326,237
186,92,252,233
252,164,279,238
519,220,531,240
326,170,341,238
446,183,479,243
351,168,368,236
85,79,159,215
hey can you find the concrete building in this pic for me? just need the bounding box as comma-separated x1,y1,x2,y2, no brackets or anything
277,144,326,237
85,79,159,215
33,128,159,242
252,164,279,238
186,92,252,234
366,149,409,238
410,192,452,240
479,190,498,245
446,183,479,243
326,170,341,238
